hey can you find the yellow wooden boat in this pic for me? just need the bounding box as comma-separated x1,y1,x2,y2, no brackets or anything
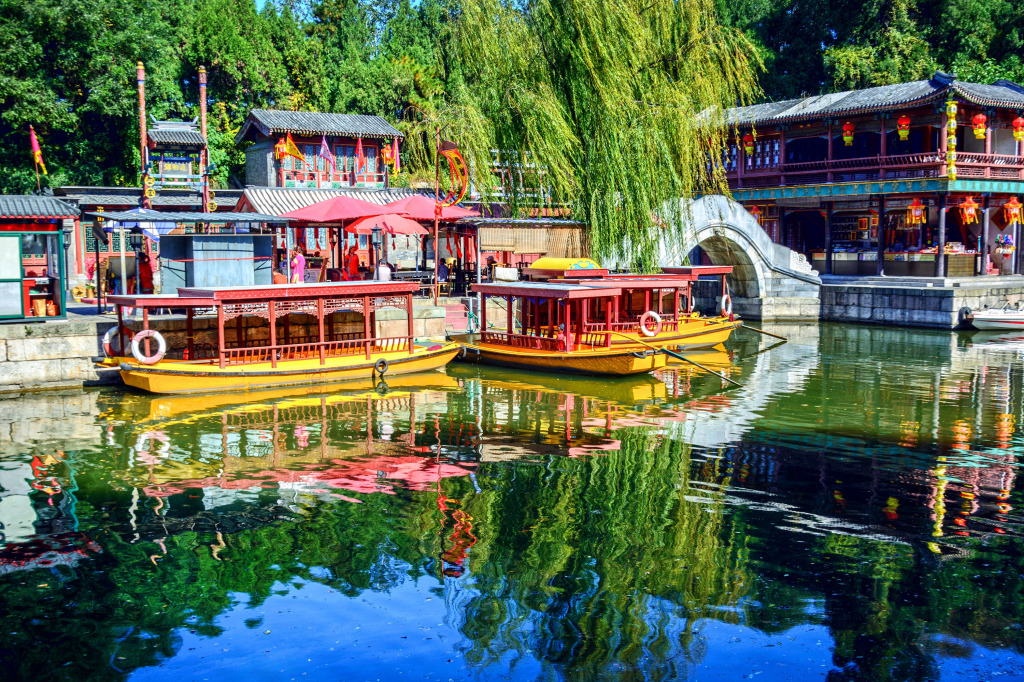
452,332,666,375
105,281,461,395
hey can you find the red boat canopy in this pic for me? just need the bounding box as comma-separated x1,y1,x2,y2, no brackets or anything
280,196,384,223
382,195,479,222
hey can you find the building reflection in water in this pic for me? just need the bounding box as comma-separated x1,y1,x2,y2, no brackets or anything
0,323,1021,679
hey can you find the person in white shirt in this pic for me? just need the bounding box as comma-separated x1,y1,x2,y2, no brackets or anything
375,261,392,281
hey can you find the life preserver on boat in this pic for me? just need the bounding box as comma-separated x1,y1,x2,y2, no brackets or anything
102,325,135,357
131,329,167,365
374,358,389,375
639,311,663,337
718,294,732,317
458,346,467,360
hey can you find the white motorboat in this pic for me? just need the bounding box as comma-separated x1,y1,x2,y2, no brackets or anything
964,303,1024,330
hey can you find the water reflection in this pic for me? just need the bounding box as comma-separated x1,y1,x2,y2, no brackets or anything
0,324,1022,680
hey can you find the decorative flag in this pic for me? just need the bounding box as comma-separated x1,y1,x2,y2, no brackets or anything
279,133,303,162
394,138,400,173
29,125,47,175
318,134,335,173
355,137,365,173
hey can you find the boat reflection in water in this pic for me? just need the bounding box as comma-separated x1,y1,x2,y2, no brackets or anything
1,322,1022,680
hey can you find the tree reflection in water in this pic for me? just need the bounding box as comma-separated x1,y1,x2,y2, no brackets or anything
0,326,1022,680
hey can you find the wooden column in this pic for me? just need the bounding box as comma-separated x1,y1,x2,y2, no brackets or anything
736,136,744,188
985,116,993,178
547,298,554,337
186,308,194,359
116,306,124,357
143,308,151,358
981,199,991,276
779,128,786,186
579,300,588,347
481,295,488,335
605,297,613,347
824,202,834,276
268,301,277,368
406,294,414,354
936,194,947,278
506,295,513,333
317,297,325,365
565,300,573,351
362,295,371,359
879,116,887,179
876,195,887,276
217,304,226,369
826,122,834,183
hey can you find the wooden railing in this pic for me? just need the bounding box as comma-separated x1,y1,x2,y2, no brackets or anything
728,151,1024,186
482,331,564,351
207,336,411,367
585,318,680,333
281,169,388,189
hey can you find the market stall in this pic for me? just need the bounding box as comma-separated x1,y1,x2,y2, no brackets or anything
0,195,77,321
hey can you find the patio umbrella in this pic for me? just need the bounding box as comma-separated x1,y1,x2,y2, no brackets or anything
106,207,176,242
345,213,428,235
381,195,479,221
281,195,385,222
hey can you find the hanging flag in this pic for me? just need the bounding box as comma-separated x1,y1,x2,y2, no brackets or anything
394,138,400,173
29,125,47,175
355,137,365,173
280,133,303,162
318,135,335,174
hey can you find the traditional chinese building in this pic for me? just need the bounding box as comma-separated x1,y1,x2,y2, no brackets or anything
725,72,1024,278
236,109,404,190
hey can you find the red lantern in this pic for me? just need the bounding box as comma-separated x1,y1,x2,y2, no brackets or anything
897,115,911,141
748,205,762,223
972,113,987,140
842,122,855,146
960,196,979,225
380,141,394,166
1013,116,1024,142
1006,197,1023,226
906,198,926,225
742,133,755,155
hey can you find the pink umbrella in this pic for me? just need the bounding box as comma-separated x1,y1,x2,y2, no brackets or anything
382,195,479,221
345,213,428,235
281,196,384,222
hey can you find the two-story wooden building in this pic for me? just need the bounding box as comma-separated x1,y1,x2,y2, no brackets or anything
237,109,404,190
725,72,1024,278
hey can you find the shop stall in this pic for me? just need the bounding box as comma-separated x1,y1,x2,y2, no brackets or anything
0,196,77,321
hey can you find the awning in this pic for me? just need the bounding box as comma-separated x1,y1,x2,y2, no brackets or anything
382,195,479,221
346,214,427,235
104,207,176,242
281,196,385,223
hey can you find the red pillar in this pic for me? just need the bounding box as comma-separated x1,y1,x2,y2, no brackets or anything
406,293,414,354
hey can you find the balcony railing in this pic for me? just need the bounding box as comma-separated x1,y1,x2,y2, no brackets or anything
727,151,1024,187
281,169,388,189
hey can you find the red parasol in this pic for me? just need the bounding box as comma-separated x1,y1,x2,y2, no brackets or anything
345,213,428,235
382,195,479,221
281,196,384,223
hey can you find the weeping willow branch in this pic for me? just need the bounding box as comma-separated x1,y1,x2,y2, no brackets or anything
429,0,761,271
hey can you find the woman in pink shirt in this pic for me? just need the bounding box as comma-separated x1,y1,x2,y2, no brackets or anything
289,247,306,284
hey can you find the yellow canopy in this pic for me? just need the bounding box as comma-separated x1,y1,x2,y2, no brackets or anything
527,257,601,271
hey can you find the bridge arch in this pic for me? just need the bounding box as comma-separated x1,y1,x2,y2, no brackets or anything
656,195,821,320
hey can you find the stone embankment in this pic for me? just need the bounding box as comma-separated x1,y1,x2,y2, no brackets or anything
0,304,446,394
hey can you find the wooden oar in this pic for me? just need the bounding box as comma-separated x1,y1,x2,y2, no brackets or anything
740,324,788,341
607,331,744,388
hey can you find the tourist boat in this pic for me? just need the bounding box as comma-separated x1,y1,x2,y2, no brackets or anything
453,281,674,376
559,268,741,350
102,281,461,394
964,304,1024,331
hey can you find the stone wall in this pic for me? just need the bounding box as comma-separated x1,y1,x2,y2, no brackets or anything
820,280,1024,329
0,304,446,394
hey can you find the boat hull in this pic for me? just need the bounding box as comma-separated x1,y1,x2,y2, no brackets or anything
610,317,741,349
967,313,1024,331
119,343,462,394
455,339,666,376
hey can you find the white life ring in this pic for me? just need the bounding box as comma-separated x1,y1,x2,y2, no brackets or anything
639,310,663,337
102,325,135,357
718,294,732,317
131,329,167,365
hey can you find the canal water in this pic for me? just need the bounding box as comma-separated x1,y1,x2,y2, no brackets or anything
1,323,1022,681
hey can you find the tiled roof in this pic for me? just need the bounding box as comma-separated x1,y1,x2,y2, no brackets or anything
237,109,403,143
55,187,241,209
84,211,287,223
239,186,425,217
148,127,206,147
0,195,79,219
728,73,1024,127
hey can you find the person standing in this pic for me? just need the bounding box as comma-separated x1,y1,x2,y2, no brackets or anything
290,247,306,284
137,253,154,294
375,260,392,281
345,245,360,281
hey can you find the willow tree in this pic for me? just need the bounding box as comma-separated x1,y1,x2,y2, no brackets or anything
412,0,761,270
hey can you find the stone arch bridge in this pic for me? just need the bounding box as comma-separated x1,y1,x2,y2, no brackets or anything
656,195,821,320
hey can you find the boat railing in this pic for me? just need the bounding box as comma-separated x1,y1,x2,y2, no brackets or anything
584,318,680,333
215,336,411,366
481,331,564,351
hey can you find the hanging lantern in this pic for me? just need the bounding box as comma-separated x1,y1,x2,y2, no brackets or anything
906,198,926,225
972,113,988,140
380,141,395,166
1013,116,1024,142
1005,197,1023,226
959,196,979,224
742,133,755,155
897,115,911,141
946,99,958,118
842,122,855,146
748,204,762,224
274,137,287,160
947,164,958,181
